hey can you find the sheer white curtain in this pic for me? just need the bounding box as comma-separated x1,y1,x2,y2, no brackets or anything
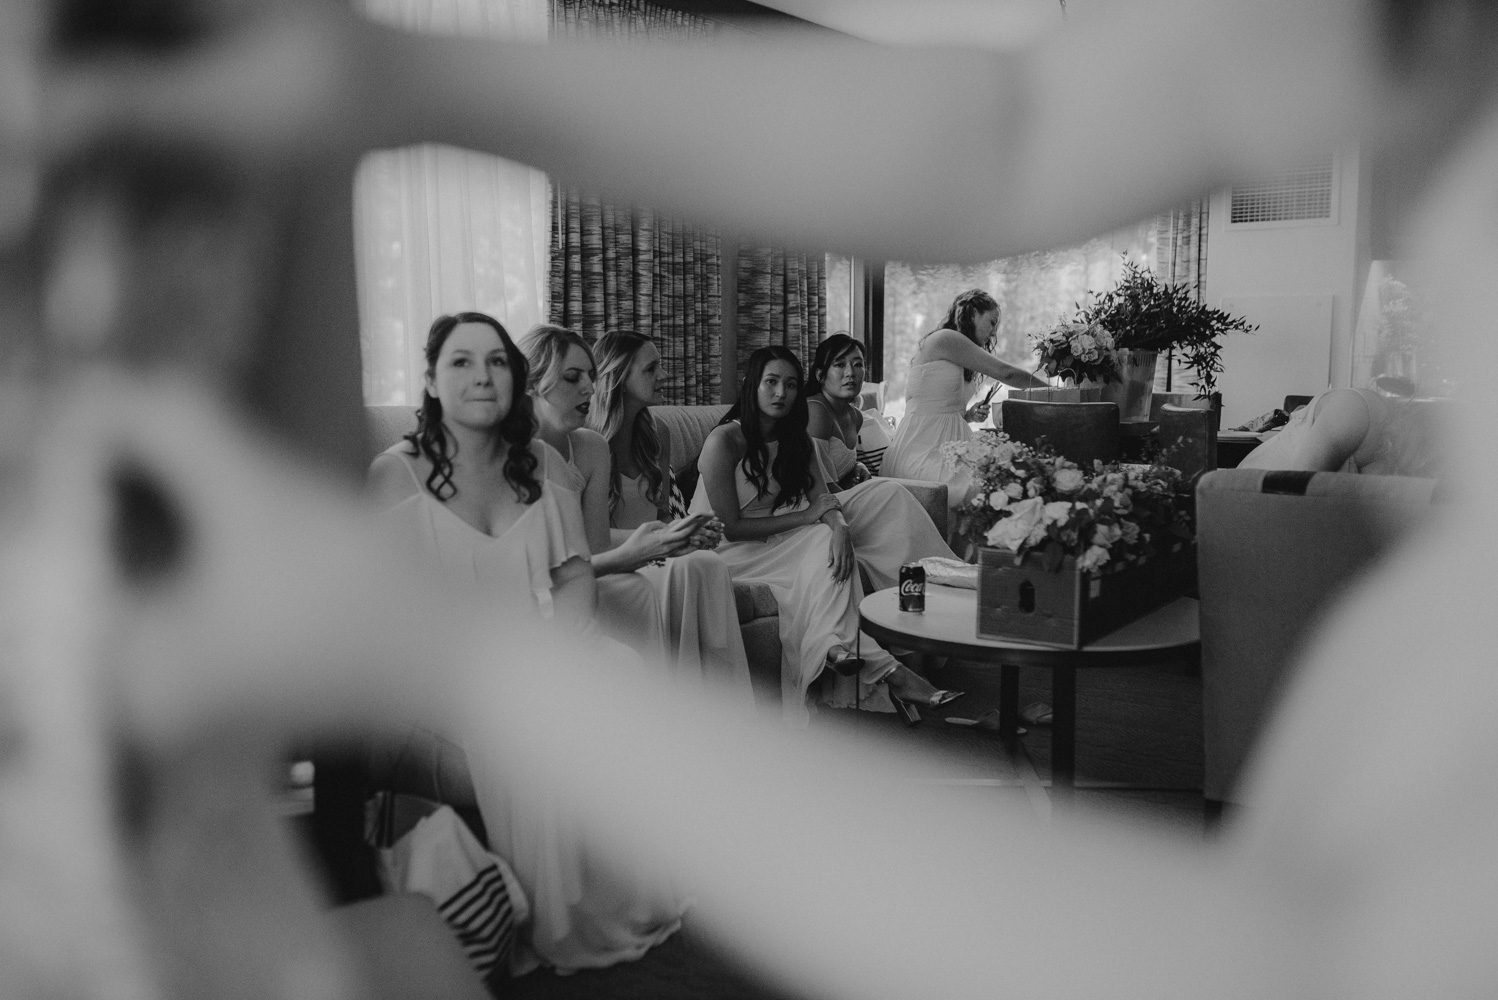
355,0,550,406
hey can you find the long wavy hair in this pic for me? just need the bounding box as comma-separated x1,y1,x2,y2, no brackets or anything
589,330,666,518
719,346,815,512
933,288,1000,382
405,312,541,504
517,323,596,403
809,333,865,400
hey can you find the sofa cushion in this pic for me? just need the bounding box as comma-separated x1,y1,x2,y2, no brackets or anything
368,405,419,462
733,580,779,623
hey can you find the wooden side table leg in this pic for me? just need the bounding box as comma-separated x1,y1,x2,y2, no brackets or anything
1051,664,1077,804
999,663,1019,745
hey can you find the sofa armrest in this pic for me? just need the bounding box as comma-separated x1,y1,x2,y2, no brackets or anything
875,477,948,538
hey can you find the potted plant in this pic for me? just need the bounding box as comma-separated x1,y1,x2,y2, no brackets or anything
942,432,1195,648
1079,257,1257,405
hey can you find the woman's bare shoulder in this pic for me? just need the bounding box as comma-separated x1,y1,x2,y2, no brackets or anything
702,420,745,455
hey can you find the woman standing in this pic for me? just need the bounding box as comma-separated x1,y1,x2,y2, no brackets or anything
691,346,961,726
524,325,754,705
806,334,959,592
368,313,686,973
881,290,1048,509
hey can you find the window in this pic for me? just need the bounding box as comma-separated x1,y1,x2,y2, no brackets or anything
880,222,1154,423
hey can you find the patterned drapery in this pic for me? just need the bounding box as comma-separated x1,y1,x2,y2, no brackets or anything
354,0,550,406
550,191,723,405
546,0,731,405
1149,200,1210,391
735,247,827,375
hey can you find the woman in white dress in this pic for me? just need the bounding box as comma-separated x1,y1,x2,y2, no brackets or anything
586,330,756,704
522,325,754,706
691,346,962,727
367,312,686,973
805,334,959,591
881,290,1048,509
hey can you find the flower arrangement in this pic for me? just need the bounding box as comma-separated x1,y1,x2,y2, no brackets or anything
942,431,1193,577
1078,257,1256,396
1031,321,1121,386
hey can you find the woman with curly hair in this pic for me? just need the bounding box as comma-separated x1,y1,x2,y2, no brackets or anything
367,312,597,629
881,289,1048,509
692,346,962,726
368,313,687,971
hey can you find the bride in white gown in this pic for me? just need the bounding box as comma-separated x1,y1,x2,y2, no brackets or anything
367,312,686,974
880,290,1048,510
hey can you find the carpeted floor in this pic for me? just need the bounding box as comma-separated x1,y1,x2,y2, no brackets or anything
503,654,1205,999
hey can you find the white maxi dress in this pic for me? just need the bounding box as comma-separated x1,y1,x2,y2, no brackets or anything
374,443,686,974
689,438,898,726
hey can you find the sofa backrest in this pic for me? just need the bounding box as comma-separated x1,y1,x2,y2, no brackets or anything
367,405,419,464
1196,468,1439,805
651,404,733,474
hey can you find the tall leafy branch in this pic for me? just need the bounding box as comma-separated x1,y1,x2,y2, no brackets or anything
1078,258,1256,396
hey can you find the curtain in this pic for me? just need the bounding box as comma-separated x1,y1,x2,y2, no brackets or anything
355,0,551,407
1148,199,1210,391
546,0,728,405
736,247,827,374
550,192,723,405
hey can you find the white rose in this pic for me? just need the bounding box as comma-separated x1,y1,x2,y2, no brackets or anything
988,490,1010,511
1092,522,1123,547
1053,468,1085,493
1077,545,1111,574
1004,482,1025,499
984,497,1046,551
1026,478,1043,498
1044,501,1075,524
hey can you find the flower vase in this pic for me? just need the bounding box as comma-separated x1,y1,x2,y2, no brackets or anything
1095,349,1157,422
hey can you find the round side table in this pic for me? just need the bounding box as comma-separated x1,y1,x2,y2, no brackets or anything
859,584,1200,802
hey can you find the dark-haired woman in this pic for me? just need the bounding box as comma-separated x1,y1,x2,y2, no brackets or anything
881,289,1047,509
367,312,686,973
587,330,754,704
807,334,958,591
691,346,961,727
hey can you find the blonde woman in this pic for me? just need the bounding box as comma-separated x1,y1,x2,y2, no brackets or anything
526,326,754,706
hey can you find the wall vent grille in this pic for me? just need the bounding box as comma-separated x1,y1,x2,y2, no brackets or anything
1230,156,1335,225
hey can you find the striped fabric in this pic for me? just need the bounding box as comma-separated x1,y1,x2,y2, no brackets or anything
735,247,827,375
550,191,723,405
437,863,518,987
856,409,893,476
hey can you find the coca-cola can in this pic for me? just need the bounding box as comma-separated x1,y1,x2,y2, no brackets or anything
898,563,926,613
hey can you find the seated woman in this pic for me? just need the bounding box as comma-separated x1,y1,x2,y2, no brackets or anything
881,289,1048,509
806,333,958,591
691,345,962,727
585,330,756,702
521,325,753,704
1238,377,1437,475
367,312,685,973
513,324,675,667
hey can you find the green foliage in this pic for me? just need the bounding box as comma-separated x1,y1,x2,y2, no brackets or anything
1077,258,1256,396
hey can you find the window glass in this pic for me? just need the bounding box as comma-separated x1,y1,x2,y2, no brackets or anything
825,252,853,335
881,224,1153,424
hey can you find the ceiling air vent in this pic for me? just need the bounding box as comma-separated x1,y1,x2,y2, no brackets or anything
1229,155,1337,227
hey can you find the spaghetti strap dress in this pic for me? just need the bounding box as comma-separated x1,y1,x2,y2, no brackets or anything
689,435,898,727
551,435,669,670
613,471,756,708
808,400,958,593
879,358,977,509
373,443,686,973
